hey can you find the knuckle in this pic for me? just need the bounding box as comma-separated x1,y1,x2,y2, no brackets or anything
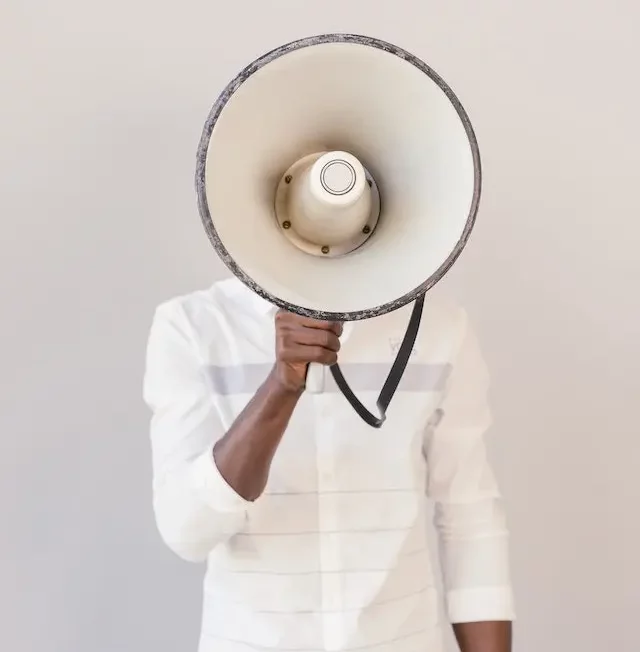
315,348,331,364
276,337,293,358
275,310,295,326
325,351,338,365
322,332,339,351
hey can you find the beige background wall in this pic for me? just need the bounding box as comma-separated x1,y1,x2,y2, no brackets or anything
1,2,638,651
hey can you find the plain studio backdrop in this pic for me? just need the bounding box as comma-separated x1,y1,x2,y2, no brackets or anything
1,2,638,651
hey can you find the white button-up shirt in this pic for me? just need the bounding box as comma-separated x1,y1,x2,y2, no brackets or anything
143,278,514,652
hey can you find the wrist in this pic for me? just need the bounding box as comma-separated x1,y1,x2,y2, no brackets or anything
267,364,306,398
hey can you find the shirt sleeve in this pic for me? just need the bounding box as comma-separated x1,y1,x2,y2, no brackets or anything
423,310,515,623
143,301,250,563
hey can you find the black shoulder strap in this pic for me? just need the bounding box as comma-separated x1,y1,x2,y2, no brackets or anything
330,296,425,428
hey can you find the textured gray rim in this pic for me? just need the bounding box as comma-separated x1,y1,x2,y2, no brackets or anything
195,33,482,321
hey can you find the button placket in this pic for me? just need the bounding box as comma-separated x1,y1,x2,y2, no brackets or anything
315,393,344,650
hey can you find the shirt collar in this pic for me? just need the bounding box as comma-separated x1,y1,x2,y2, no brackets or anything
226,277,276,315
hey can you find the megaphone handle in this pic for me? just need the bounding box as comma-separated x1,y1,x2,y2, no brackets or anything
330,296,425,428
305,362,326,393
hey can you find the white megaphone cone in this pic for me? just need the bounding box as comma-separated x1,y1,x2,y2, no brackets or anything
196,34,481,426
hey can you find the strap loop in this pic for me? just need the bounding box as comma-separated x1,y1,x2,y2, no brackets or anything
330,297,425,428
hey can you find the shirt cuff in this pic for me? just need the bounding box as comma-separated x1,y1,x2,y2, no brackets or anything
447,586,516,623
191,448,251,513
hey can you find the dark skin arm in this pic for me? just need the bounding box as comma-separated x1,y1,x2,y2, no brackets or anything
453,621,512,652
213,310,342,501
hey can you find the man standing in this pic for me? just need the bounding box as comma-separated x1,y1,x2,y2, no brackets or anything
144,277,514,652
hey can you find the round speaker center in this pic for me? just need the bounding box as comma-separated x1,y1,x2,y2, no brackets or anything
275,151,381,257
320,160,356,196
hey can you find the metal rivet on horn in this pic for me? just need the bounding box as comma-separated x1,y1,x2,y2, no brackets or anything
321,245,330,254
282,221,291,229
285,175,292,184
362,225,371,234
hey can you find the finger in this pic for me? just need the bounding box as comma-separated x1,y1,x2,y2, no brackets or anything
290,327,341,352
276,311,342,334
303,345,339,366
280,344,338,366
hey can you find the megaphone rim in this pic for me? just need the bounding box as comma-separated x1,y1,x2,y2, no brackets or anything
195,33,482,322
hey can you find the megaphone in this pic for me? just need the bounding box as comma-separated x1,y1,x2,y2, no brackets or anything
196,34,481,428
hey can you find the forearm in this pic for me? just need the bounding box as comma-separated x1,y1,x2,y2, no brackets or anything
213,367,302,501
453,621,512,652
151,368,301,561
146,307,338,561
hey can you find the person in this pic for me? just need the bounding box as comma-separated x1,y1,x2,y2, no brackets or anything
143,276,515,652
